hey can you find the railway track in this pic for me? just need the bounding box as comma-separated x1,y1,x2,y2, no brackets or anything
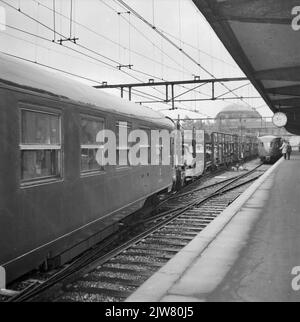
4,161,269,302
0,161,256,302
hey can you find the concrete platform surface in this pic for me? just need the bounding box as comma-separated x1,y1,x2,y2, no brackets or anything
209,153,300,302
126,153,300,302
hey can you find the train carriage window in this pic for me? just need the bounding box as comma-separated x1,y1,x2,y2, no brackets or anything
80,116,104,173
129,127,151,166
170,135,174,167
116,121,132,167
20,109,61,182
140,128,151,165
146,128,151,165
159,136,163,165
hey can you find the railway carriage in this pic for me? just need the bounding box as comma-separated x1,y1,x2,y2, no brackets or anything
183,128,205,181
258,135,282,163
179,129,258,181
0,52,260,284
0,53,175,283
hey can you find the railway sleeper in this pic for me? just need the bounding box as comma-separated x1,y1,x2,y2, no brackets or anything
173,218,212,225
198,205,227,209
151,233,195,241
75,280,136,293
166,223,206,231
113,254,170,264
82,270,146,281
79,275,144,288
123,250,175,260
54,296,78,302
158,229,198,237
64,286,132,299
179,214,217,220
184,209,218,214
174,219,213,226
192,215,220,220
139,238,190,248
96,266,153,277
59,291,121,302
191,211,221,216
132,244,182,253
108,258,166,268
102,263,158,273
197,204,225,208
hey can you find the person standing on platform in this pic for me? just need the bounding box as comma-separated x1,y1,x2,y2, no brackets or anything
287,142,292,160
280,140,288,160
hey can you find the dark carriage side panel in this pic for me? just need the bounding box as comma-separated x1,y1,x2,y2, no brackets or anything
1,90,69,273
0,87,20,262
0,53,176,282
1,86,174,282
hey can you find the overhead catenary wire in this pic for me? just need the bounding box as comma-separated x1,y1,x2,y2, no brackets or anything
2,0,259,113
0,50,171,106
32,0,191,77
110,0,252,106
0,0,121,66
114,0,221,77
113,0,256,108
52,0,56,41
100,0,216,105
102,0,194,76
1,0,176,103
2,25,173,104
215,82,251,99
2,0,167,101
0,51,113,84
1,24,121,71
2,27,188,107
13,0,195,106
159,28,238,69
70,0,73,38
128,10,131,65
0,34,211,116
3,30,105,67
157,106,209,116
178,0,183,80
2,22,194,110
28,0,213,106
101,0,215,101
34,1,39,62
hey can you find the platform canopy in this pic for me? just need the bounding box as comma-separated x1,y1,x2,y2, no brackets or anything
193,0,300,135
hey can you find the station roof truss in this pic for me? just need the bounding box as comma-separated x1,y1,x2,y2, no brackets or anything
192,0,300,135
94,77,257,109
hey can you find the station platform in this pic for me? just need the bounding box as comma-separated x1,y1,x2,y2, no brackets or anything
126,153,300,302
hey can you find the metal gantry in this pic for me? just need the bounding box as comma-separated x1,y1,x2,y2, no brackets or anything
94,77,256,109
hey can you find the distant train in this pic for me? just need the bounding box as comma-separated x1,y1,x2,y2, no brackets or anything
258,135,282,163
181,129,258,183
0,53,258,284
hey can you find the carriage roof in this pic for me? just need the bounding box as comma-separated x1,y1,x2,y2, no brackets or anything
0,53,173,129
258,135,281,142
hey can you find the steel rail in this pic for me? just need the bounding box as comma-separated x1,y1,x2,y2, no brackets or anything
8,164,265,302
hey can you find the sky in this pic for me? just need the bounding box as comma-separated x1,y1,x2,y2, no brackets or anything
0,0,274,119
